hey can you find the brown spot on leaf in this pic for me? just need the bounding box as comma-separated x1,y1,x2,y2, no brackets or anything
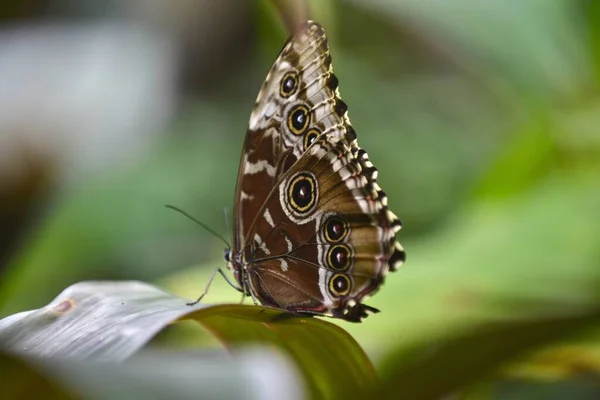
52,299,75,314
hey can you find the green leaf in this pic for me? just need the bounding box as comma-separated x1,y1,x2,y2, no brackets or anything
474,119,556,199
377,307,600,399
0,281,377,399
0,352,73,400
197,310,377,400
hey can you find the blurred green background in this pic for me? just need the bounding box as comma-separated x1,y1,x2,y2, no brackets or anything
1,0,600,397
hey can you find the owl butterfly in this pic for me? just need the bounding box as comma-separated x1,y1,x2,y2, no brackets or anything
224,20,405,322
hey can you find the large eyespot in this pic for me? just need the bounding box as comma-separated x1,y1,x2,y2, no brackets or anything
280,71,299,98
323,216,348,243
287,172,317,214
327,244,352,271
303,128,320,151
288,105,310,135
329,274,351,297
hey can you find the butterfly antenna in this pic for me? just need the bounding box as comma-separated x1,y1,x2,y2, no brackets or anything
165,204,231,249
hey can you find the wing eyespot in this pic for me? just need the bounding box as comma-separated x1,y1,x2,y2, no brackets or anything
280,71,299,98
303,128,320,151
323,215,348,243
288,104,311,135
286,172,317,214
327,244,352,271
329,274,352,297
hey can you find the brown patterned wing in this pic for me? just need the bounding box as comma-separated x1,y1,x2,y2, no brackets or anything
233,21,352,251
241,135,405,321
230,20,404,322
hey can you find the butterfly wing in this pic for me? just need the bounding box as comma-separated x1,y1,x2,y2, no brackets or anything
231,21,404,322
233,21,350,251
243,134,404,321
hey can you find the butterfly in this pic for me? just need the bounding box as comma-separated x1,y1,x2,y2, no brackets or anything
219,20,405,322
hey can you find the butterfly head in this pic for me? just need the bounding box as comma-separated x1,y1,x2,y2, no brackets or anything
223,247,231,263
224,247,247,294
224,247,238,278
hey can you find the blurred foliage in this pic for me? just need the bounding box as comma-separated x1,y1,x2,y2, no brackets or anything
1,0,600,398
0,281,375,399
3,282,600,400
376,307,600,399
0,352,72,400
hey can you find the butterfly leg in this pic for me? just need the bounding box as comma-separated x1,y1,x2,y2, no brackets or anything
243,268,260,305
247,282,260,305
218,268,244,293
187,267,219,305
187,267,245,306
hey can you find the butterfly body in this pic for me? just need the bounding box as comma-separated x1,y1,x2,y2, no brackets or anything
226,21,405,322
